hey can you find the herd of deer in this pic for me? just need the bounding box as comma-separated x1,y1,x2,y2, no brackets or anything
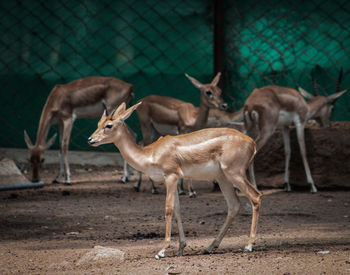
24,70,347,259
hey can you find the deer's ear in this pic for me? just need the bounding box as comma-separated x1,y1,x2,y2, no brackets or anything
327,89,347,103
44,133,57,149
185,73,203,89
211,72,221,86
112,102,127,119
24,130,33,149
120,102,142,121
298,87,314,99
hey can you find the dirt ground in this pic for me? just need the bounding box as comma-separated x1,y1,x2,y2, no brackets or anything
0,122,350,274
0,164,349,274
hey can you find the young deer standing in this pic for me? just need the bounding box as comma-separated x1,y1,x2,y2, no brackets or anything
244,69,347,192
88,102,261,259
24,76,134,184
132,72,227,196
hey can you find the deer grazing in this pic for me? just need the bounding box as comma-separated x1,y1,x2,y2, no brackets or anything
243,69,347,192
24,76,134,184
88,102,261,259
132,72,227,196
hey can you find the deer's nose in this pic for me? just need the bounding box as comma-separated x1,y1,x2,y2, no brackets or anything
87,137,95,145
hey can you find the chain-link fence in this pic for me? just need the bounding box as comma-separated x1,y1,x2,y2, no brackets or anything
0,0,214,151
0,0,349,152
223,0,350,119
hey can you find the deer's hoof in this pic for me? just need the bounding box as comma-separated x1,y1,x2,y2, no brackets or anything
176,250,183,257
155,249,165,259
120,177,128,184
284,183,291,192
203,248,212,255
211,184,221,193
244,244,253,252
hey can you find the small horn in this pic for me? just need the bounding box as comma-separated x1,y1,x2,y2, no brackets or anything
335,67,343,93
102,100,109,116
311,68,319,96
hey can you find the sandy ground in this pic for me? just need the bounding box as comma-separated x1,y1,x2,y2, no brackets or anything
0,164,349,275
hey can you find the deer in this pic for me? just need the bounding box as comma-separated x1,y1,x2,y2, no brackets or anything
121,107,244,194
24,76,134,184
243,68,347,193
207,107,244,129
88,101,262,259
131,72,228,196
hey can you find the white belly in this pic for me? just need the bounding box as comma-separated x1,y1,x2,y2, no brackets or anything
146,167,165,182
181,161,219,181
151,121,179,136
277,111,297,127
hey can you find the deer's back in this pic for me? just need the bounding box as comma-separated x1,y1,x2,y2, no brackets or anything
244,85,309,121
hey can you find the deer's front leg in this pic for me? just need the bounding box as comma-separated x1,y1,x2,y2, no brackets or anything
173,185,186,256
62,118,73,185
295,122,317,193
156,173,179,259
53,121,65,184
282,127,292,192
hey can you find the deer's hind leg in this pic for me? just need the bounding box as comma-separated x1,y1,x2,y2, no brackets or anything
205,173,240,254
228,172,262,252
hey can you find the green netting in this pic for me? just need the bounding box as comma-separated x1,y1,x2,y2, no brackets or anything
0,0,214,150
0,0,349,152
223,0,350,121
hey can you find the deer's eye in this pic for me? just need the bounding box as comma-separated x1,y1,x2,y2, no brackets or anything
206,90,213,97
105,124,113,129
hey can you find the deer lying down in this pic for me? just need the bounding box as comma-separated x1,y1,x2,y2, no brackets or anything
88,102,262,259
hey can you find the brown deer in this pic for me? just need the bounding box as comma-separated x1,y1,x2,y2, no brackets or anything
133,72,227,196
24,76,134,184
88,102,262,259
243,69,347,192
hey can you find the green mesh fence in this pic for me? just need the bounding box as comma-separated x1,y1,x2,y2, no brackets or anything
223,0,350,121
0,0,214,151
0,0,349,152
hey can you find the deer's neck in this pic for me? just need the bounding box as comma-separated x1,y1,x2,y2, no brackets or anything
35,107,54,146
193,99,210,130
113,123,149,173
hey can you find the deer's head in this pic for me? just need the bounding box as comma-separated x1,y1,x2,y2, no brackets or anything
24,130,56,182
185,72,228,111
88,102,141,147
298,68,347,127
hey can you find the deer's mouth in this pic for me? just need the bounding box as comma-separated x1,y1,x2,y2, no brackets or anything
87,137,98,146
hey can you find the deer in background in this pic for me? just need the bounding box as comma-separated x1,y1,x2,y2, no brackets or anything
207,107,244,130
88,102,261,259
24,76,134,184
243,68,347,192
132,72,228,196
